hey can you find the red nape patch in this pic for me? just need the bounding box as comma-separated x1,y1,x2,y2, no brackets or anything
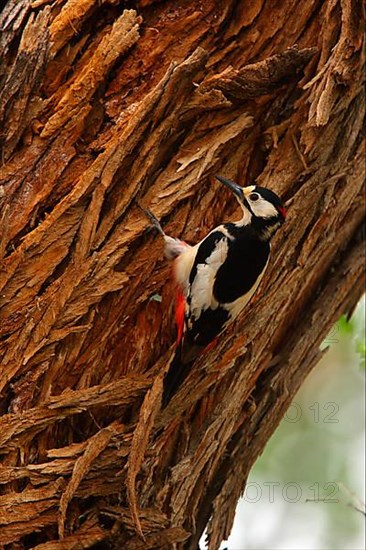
175,290,186,345
279,206,287,219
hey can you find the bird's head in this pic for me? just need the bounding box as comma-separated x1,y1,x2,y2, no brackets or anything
215,175,286,239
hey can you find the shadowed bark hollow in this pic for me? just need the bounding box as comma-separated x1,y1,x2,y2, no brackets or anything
0,0,364,548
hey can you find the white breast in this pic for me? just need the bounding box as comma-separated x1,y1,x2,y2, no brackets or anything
173,244,198,293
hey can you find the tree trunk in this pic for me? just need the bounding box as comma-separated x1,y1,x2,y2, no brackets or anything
0,0,364,548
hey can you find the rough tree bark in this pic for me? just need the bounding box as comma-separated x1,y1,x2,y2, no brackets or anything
0,0,364,548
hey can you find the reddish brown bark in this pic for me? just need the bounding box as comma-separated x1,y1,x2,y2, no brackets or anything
0,0,364,548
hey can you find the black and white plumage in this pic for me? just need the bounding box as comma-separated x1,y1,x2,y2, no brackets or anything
144,175,286,406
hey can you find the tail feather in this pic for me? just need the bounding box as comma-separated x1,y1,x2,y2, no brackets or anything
139,205,165,236
162,345,192,408
162,340,204,408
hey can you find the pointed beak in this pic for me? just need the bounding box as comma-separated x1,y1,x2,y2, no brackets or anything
215,175,244,199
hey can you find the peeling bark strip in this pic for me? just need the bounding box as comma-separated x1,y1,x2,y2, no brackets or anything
199,46,317,100
42,9,141,138
0,7,50,160
0,0,364,548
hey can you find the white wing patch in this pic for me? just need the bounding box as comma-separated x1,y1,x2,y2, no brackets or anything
189,238,229,320
171,224,231,294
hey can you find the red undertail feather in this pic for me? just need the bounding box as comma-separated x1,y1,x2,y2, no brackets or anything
175,289,185,345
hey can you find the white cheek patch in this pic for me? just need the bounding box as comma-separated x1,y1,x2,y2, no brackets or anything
251,199,278,219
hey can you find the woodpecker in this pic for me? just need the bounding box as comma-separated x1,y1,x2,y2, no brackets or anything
143,175,286,407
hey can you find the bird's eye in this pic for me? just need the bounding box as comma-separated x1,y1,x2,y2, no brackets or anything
249,193,260,201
